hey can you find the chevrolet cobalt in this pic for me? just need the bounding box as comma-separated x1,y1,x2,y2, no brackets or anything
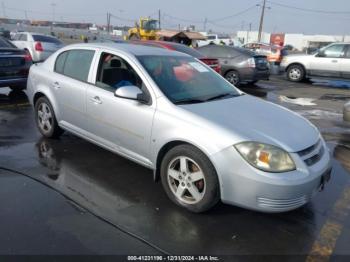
27,43,332,213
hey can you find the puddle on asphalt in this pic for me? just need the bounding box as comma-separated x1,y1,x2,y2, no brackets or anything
319,94,350,101
311,79,350,89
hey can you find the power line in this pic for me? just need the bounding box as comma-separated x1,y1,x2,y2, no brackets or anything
267,1,350,14
210,4,259,22
163,13,202,24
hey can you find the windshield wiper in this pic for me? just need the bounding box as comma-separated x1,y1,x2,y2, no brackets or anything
204,93,242,102
174,98,205,105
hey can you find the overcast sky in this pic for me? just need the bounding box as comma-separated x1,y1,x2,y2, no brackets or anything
3,0,350,35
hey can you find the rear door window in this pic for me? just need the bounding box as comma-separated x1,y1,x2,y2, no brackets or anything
56,49,95,82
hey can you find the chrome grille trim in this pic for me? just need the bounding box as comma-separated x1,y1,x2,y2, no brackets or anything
298,139,321,157
257,195,308,209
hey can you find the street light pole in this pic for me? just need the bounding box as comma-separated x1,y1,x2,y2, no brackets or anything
51,2,56,32
258,0,266,42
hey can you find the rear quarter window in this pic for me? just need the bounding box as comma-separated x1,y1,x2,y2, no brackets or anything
54,51,68,74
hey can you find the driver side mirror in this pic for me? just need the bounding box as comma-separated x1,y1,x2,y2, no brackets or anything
114,85,150,104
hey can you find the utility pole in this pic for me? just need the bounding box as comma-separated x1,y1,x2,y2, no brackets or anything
258,0,266,42
24,10,28,20
107,12,110,33
51,2,56,32
203,17,207,32
158,9,161,29
246,22,252,44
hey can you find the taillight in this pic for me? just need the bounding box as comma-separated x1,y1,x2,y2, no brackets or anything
24,50,32,62
200,58,221,73
247,58,256,68
35,42,43,52
216,63,221,74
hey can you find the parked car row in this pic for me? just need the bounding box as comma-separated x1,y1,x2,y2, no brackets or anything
2,30,350,92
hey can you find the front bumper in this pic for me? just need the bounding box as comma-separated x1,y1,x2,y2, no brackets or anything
210,140,332,212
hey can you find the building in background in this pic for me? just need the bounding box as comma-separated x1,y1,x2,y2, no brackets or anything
237,30,350,51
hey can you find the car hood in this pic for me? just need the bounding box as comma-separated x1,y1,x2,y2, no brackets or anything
180,94,319,152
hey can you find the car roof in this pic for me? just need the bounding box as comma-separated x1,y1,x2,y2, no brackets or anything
67,42,191,57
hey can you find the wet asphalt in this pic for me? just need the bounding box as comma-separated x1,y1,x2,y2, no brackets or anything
0,76,350,259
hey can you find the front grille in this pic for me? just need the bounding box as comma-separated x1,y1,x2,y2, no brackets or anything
304,146,325,166
298,140,321,157
257,195,308,210
297,139,324,166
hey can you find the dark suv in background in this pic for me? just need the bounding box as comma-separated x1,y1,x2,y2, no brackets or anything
198,45,270,85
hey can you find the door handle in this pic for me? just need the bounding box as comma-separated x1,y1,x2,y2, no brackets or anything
331,60,338,63
53,81,60,88
90,96,102,104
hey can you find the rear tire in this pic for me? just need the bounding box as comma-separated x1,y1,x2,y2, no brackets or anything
287,64,305,82
225,70,240,86
160,144,220,213
35,97,64,138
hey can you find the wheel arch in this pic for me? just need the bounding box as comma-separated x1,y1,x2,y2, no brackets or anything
32,89,61,121
154,140,215,182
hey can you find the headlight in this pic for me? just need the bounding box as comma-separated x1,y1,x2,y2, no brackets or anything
234,142,296,173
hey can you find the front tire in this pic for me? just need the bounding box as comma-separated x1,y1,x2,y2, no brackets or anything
35,97,63,138
287,64,305,82
160,145,220,213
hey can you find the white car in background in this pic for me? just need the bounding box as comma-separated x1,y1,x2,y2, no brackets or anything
281,42,350,82
12,32,64,62
198,34,240,47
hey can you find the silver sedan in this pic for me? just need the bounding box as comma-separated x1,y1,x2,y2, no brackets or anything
27,43,332,213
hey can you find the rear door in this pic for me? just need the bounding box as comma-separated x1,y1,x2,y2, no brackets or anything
52,49,96,132
309,44,345,78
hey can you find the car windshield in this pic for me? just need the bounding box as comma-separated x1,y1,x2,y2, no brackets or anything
138,55,241,104
142,20,159,31
32,35,63,44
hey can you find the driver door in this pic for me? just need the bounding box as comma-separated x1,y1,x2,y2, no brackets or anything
86,51,156,166
309,44,345,78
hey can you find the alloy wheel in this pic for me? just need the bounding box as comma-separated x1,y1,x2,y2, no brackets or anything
167,156,206,205
37,102,53,133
